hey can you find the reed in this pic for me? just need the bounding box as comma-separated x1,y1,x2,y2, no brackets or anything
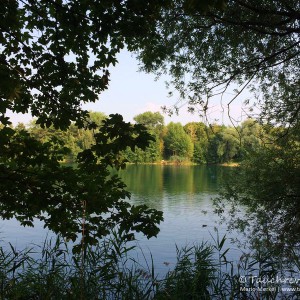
0,232,299,299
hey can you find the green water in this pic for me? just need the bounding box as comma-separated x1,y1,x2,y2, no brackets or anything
118,164,224,199
117,164,241,275
0,164,242,276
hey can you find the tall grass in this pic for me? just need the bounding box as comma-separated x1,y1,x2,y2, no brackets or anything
0,232,157,299
0,231,299,299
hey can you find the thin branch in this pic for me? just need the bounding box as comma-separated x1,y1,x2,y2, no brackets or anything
235,0,300,19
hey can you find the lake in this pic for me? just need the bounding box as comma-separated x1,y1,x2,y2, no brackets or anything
118,164,243,275
0,164,243,276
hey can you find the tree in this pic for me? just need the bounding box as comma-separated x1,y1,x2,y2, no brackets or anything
240,118,263,157
184,122,209,163
1,0,172,128
1,115,163,249
206,127,239,163
28,118,80,161
164,122,194,159
0,1,169,249
133,0,300,254
217,126,300,254
136,0,300,128
133,111,164,131
131,111,165,162
28,111,108,162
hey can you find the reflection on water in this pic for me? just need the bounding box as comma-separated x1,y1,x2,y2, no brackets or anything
119,165,223,194
0,165,241,276
117,165,225,209
117,165,241,276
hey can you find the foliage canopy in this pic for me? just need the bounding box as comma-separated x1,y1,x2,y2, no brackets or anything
0,0,173,248
0,0,171,128
136,0,300,127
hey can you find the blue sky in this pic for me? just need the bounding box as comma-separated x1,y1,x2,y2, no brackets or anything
84,50,252,125
8,50,253,126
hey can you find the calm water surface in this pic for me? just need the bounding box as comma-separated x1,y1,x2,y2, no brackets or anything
0,165,243,276
118,164,243,275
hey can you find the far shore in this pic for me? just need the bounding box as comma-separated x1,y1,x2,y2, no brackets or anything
61,160,240,167
126,161,240,167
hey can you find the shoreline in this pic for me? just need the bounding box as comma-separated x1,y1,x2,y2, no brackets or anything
126,161,240,167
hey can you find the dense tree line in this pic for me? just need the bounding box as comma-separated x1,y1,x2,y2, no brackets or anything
19,111,266,165
121,113,288,167
126,112,266,164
